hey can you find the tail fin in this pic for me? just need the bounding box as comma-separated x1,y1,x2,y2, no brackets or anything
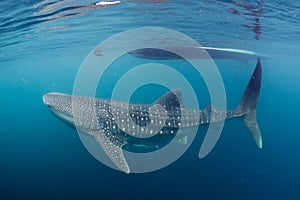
236,57,263,148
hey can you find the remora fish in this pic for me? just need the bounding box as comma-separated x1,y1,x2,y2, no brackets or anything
127,46,262,61
43,58,262,173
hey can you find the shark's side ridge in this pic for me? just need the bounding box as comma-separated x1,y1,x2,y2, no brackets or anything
43,58,262,173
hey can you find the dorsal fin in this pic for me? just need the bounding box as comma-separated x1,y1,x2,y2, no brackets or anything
153,89,183,110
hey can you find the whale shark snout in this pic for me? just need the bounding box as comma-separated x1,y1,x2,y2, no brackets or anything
43,92,74,125
43,92,69,107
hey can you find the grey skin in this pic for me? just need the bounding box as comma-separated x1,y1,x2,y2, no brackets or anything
43,58,262,174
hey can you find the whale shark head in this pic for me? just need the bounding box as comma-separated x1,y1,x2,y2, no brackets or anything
43,92,74,127
43,92,101,132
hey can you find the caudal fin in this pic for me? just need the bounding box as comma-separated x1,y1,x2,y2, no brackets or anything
236,57,262,148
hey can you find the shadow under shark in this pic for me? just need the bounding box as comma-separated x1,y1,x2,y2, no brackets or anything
43,58,262,174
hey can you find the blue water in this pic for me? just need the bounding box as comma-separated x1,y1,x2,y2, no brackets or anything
1,0,300,199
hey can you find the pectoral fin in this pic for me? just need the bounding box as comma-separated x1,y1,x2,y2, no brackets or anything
93,130,130,174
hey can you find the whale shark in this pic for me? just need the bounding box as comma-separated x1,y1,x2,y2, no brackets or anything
43,58,262,174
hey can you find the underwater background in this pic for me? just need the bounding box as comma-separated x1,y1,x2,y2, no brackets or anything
0,0,300,199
